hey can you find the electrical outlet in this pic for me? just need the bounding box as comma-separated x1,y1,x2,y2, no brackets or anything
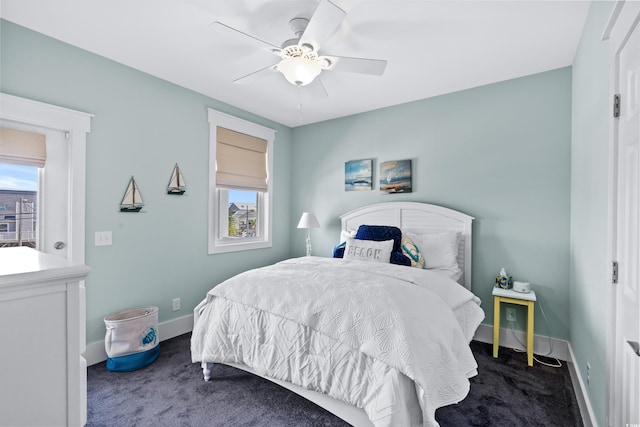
586,362,591,386
172,298,181,312
506,308,516,322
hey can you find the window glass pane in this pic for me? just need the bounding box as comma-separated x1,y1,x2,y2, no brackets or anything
227,190,258,238
0,163,37,191
0,162,38,248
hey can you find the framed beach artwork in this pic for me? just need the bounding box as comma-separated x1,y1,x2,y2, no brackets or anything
345,159,373,191
380,160,412,193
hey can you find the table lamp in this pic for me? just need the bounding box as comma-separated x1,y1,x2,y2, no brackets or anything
297,212,320,256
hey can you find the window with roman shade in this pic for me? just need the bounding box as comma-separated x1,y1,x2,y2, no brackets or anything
216,127,268,192
0,127,46,167
208,108,275,254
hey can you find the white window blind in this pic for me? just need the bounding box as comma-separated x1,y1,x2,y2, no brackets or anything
0,127,46,167
216,126,268,192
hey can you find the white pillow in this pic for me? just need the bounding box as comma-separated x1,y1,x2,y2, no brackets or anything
430,266,463,283
340,229,356,243
405,231,460,270
343,236,393,263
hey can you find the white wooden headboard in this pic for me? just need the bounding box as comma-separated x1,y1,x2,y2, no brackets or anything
340,202,474,290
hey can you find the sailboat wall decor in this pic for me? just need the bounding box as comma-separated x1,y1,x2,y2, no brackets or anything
167,163,186,195
120,176,145,212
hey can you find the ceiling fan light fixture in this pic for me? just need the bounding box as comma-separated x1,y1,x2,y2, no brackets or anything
319,57,332,69
300,42,315,54
278,56,321,86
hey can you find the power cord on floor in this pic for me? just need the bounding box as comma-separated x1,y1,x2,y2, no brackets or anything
509,297,563,368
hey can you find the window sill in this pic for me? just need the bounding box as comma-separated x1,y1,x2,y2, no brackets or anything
208,239,272,254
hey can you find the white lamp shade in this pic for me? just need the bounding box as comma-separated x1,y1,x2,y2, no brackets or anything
278,57,322,86
297,212,320,229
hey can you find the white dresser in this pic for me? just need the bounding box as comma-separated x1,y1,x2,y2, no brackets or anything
0,247,91,426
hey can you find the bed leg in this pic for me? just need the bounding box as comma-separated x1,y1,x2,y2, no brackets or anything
202,362,213,382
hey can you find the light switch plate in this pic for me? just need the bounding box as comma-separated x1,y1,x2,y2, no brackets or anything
95,231,112,246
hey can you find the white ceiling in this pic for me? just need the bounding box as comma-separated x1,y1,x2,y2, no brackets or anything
0,0,591,128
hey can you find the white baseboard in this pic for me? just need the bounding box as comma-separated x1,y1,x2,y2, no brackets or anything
566,343,598,427
84,313,194,366
473,323,568,360
473,324,597,427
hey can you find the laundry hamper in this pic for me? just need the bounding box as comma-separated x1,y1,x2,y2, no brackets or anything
104,306,159,372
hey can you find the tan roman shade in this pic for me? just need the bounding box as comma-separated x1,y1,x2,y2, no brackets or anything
0,127,46,168
216,126,268,192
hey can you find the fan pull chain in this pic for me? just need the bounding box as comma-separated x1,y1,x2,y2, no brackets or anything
297,87,303,124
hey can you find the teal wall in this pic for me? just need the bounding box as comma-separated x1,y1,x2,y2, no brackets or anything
291,68,573,340
0,20,293,344
570,2,615,425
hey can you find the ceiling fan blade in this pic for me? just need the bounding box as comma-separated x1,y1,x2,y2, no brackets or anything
305,76,328,98
323,55,387,76
299,0,346,52
233,64,279,85
210,21,280,52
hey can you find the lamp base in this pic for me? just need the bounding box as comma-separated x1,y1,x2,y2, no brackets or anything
305,232,312,257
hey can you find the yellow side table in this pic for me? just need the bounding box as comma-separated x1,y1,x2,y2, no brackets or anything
492,287,537,366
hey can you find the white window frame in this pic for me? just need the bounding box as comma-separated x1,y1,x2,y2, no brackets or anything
208,109,274,254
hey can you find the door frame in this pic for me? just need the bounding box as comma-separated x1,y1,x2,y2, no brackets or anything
603,2,640,426
0,93,93,265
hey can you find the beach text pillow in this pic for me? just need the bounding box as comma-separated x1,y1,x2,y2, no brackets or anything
343,237,393,263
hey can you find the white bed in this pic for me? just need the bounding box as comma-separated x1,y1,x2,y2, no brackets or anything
191,202,484,427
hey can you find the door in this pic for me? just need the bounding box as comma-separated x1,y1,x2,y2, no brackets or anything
0,92,92,266
0,120,70,258
608,2,640,425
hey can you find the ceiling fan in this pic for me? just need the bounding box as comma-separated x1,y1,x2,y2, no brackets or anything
212,0,387,95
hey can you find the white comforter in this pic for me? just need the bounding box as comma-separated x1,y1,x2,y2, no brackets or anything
191,257,484,427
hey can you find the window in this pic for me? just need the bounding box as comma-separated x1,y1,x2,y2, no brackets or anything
208,109,275,254
0,126,42,249
227,191,258,238
0,166,39,248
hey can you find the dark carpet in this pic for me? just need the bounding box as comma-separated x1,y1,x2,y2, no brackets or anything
87,333,583,427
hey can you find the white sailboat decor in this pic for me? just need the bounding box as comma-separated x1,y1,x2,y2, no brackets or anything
167,163,186,195
120,176,144,212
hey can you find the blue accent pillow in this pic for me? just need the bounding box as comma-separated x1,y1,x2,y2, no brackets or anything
333,242,346,258
341,225,410,266
391,251,411,266
355,225,402,252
